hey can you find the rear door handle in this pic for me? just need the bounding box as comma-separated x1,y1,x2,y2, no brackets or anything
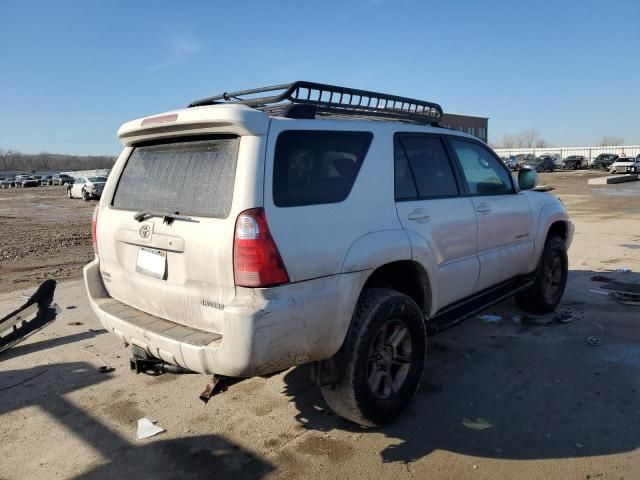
407,209,430,221
475,203,492,214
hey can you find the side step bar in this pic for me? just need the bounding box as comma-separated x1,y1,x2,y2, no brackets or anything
428,277,533,333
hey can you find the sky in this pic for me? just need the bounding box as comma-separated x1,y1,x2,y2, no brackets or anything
1,0,638,155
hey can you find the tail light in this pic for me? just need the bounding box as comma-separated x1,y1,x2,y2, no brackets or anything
233,208,289,287
91,203,99,255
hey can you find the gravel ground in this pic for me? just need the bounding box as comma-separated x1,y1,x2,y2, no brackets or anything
0,186,95,293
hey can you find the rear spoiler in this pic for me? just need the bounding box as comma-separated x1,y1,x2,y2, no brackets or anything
117,105,270,146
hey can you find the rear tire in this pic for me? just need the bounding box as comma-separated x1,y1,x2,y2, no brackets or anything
321,288,426,427
516,237,568,314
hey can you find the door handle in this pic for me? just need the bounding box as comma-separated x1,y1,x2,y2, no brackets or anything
475,203,492,214
407,209,430,221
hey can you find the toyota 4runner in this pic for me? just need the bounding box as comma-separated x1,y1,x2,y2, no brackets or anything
84,81,573,426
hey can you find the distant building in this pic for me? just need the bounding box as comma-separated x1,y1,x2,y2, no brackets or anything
441,113,488,142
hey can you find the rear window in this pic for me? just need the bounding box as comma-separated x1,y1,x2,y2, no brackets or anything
112,137,239,218
273,131,373,207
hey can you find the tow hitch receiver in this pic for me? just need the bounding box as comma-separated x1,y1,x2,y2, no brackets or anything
129,345,194,375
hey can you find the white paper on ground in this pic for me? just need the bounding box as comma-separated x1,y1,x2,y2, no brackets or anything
137,417,165,440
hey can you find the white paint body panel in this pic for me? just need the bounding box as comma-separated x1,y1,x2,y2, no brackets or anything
472,193,534,291
396,197,479,308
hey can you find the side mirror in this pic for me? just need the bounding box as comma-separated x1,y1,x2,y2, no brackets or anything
518,167,539,190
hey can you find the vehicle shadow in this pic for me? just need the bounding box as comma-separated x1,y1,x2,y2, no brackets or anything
0,362,274,480
282,269,640,464
0,329,106,361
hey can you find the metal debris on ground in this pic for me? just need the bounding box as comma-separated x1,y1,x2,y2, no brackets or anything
600,281,640,294
554,312,575,324
0,279,57,353
462,417,493,430
478,314,502,323
590,275,613,283
611,291,640,306
586,336,602,347
199,375,228,403
136,418,165,440
67,321,83,326
588,289,610,296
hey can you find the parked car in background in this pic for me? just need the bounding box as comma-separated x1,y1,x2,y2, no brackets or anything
610,157,640,174
562,155,587,170
506,155,519,170
67,176,107,200
0,177,16,188
16,175,40,187
39,175,53,186
516,153,536,170
523,156,555,172
52,173,74,186
539,154,561,169
591,154,618,171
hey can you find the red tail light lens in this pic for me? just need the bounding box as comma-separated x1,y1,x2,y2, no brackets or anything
91,204,99,255
233,208,289,287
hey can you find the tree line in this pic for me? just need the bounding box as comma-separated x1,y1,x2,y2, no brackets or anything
0,149,117,173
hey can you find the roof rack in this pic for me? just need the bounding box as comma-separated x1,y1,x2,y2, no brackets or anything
188,81,443,125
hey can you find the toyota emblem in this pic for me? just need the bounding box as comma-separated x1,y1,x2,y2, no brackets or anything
139,224,152,239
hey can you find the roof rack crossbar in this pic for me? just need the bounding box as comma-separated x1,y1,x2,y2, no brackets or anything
188,81,443,125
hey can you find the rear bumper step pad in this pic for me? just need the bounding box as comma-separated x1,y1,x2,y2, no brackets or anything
97,299,221,347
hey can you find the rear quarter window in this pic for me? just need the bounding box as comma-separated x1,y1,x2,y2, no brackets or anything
273,131,373,207
111,136,239,218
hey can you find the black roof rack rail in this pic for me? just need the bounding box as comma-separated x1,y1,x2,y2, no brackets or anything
188,81,443,125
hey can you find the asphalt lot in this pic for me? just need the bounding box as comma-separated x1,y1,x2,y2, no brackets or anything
1,170,639,479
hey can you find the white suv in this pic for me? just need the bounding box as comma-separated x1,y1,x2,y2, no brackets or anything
84,81,573,426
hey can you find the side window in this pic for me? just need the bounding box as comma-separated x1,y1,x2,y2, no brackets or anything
393,137,418,200
450,139,514,195
273,131,372,207
395,135,459,199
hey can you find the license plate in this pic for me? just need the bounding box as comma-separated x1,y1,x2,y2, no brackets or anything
136,248,166,279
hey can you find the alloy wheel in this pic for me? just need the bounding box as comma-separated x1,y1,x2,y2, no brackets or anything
367,319,413,399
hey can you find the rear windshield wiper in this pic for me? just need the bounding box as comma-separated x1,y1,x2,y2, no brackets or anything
133,210,195,225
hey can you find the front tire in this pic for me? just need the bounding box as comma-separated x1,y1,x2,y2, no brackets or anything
321,288,426,427
516,237,568,314
82,190,90,201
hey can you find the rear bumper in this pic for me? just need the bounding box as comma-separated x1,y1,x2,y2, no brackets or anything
83,259,366,377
